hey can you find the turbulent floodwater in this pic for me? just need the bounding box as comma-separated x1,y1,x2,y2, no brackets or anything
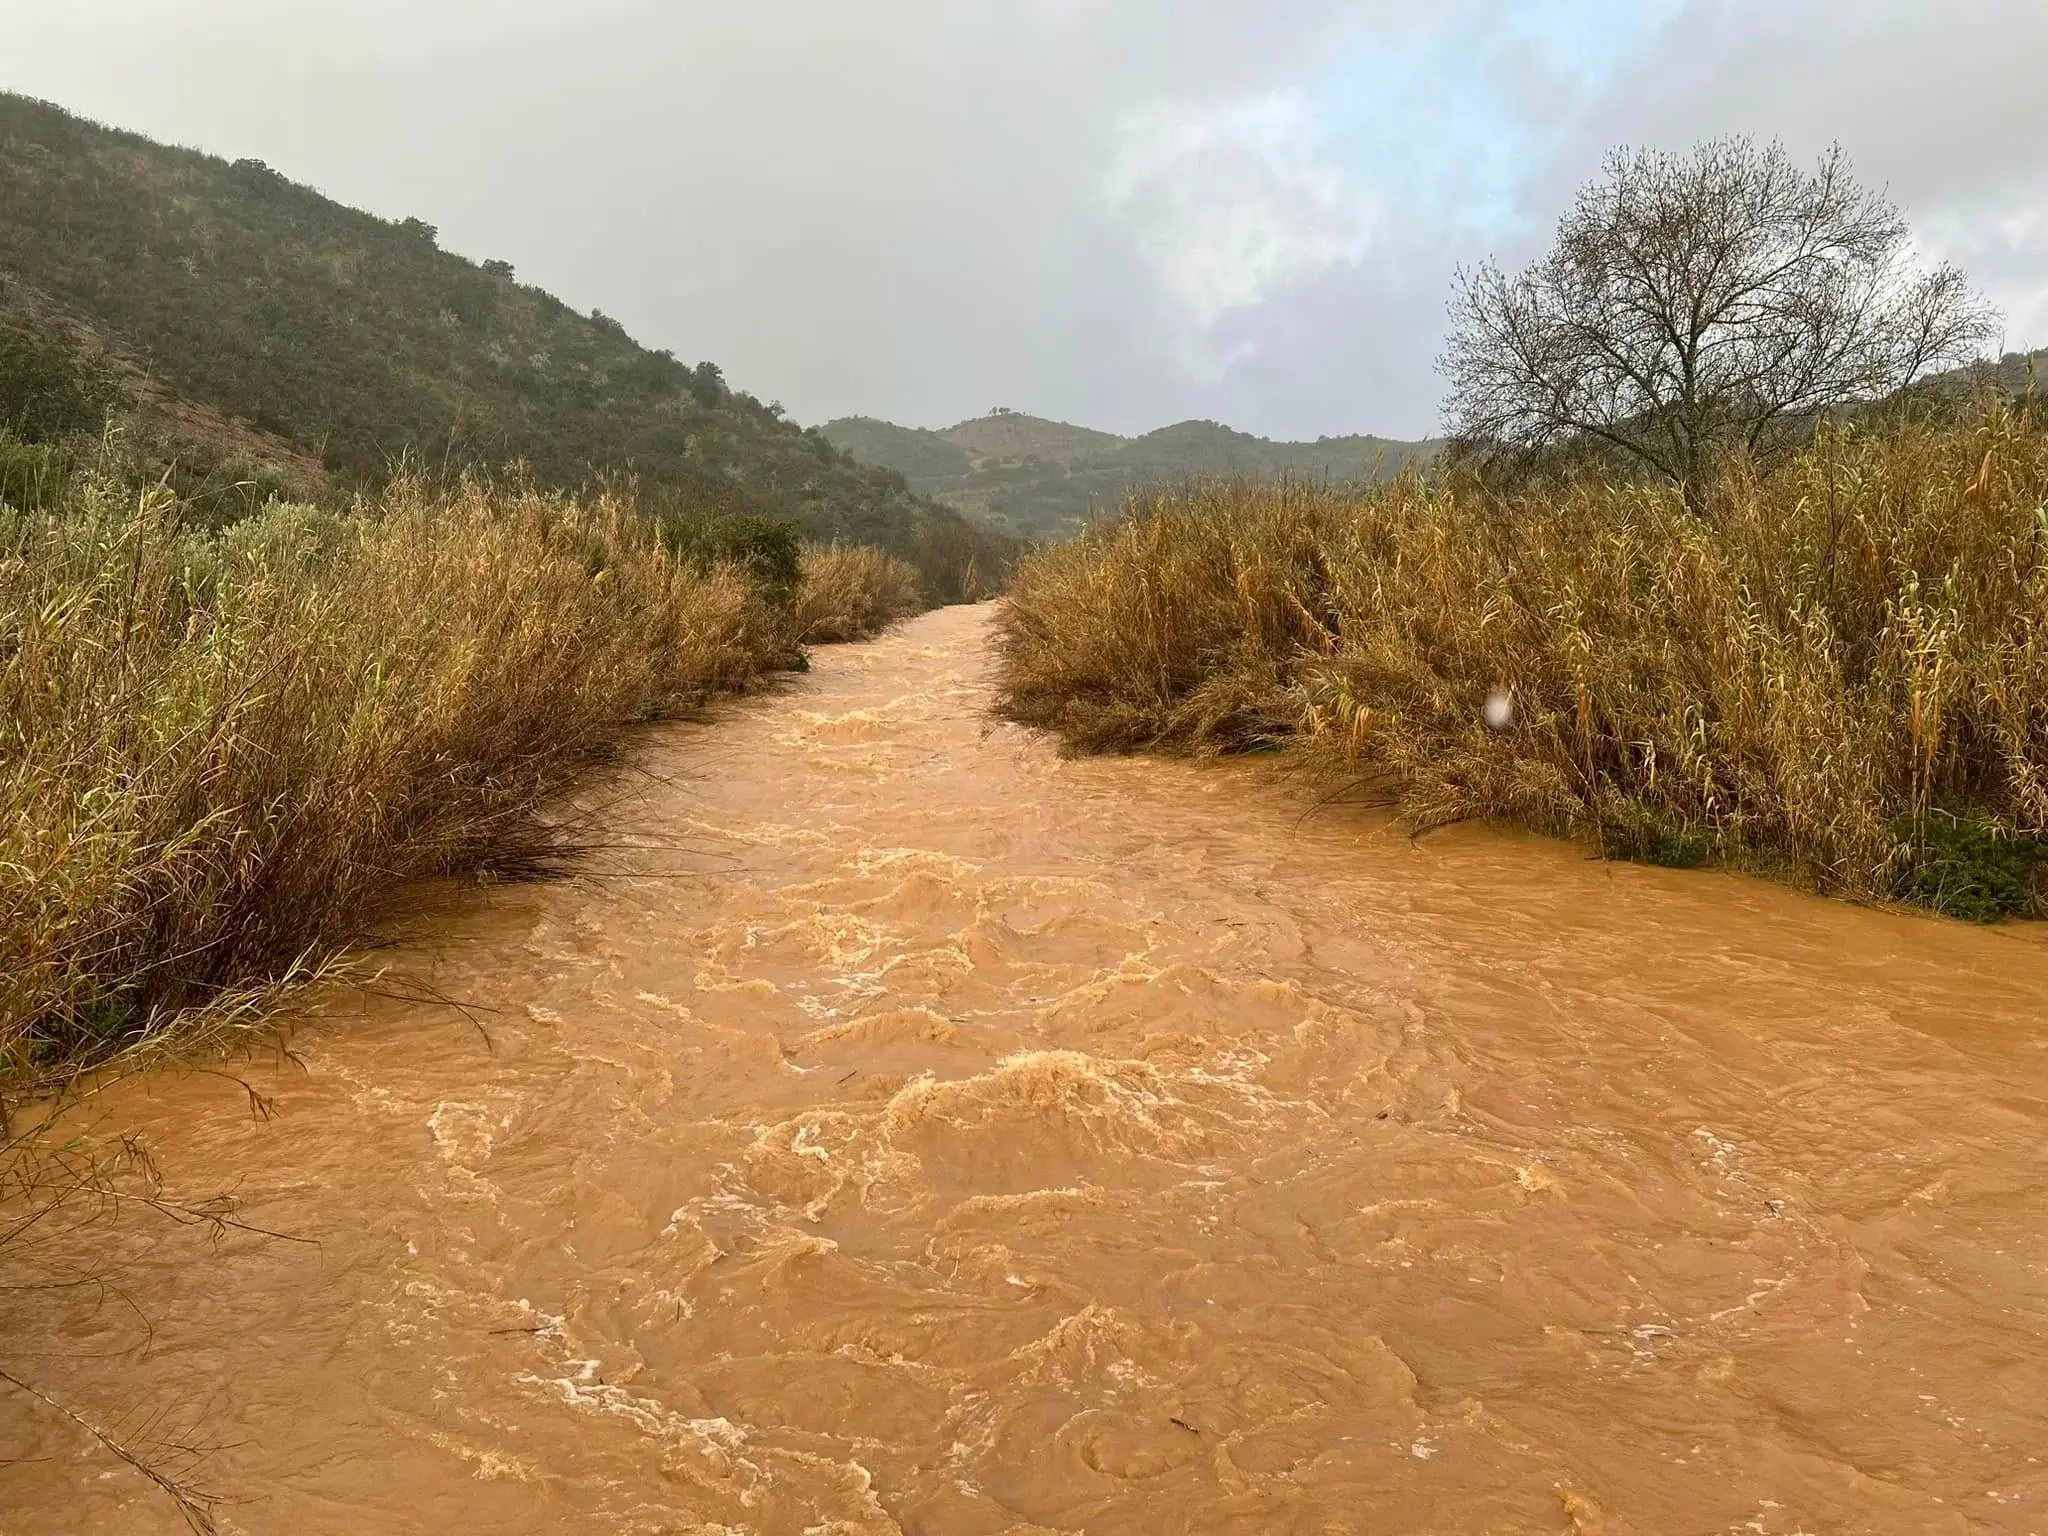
7,605,2048,1535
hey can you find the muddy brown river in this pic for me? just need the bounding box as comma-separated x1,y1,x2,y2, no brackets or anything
6,605,2048,1534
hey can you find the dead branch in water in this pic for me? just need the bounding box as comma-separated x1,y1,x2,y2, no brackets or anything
0,1365,223,1534
0,1116,308,1532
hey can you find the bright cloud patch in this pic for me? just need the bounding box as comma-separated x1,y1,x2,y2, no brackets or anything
1101,1,1688,389
1920,185,2048,355
1102,93,1378,373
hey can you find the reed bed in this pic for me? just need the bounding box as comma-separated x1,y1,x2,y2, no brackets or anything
996,402,2048,917
794,542,926,644
0,474,800,1093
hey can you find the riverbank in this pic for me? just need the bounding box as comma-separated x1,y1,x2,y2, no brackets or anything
0,479,925,1098
5,604,2045,1532
995,402,2048,918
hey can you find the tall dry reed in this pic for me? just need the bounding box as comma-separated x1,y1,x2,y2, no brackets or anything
1,474,791,1091
794,542,925,644
997,402,2048,915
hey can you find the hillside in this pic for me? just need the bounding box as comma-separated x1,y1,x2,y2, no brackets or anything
1933,348,2048,400
943,412,1124,463
822,408,1442,539
0,93,1007,597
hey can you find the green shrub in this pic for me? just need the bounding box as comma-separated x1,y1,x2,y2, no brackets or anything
1894,812,2046,921
0,430,81,512
156,453,306,530
661,513,804,610
1602,799,1715,870
0,327,120,443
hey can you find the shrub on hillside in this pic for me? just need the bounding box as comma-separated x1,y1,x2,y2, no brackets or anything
0,327,121,443
659,512,805,610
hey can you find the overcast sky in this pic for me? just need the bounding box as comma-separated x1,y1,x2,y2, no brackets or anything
6,2,2044,439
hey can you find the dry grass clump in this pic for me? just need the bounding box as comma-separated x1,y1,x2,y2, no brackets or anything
794,542,925,644
996,401,2048,916
994,478,1337,755
1,474,791,1090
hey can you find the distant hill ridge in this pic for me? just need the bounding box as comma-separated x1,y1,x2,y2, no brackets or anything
1953,350,2048,398
822,409,1442,539
827,351,2048,541
0,92,1007,597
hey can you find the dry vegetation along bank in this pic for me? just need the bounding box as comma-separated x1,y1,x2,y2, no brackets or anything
794,543,925,645
997,403,2048,919
0,474,926,1099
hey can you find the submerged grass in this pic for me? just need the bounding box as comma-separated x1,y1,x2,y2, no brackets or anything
795,542,925,644
0,472,819,1096
996,401,2048,918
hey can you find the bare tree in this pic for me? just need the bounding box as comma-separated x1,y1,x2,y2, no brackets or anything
1440,138,1999,504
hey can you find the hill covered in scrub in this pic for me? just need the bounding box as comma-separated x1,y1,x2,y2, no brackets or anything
822,408,1441,539
0,92,1008,597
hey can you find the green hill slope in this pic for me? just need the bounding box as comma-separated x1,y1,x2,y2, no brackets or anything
0,93,1007,597
822,408,1441,539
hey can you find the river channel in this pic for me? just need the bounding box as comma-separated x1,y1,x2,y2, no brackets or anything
6,604,2047,1534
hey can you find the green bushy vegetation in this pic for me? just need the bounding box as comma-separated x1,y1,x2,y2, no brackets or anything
0,324,120,442
0,92,1013,599
996,400,2048,918
658,512,806,610
0,323,118,512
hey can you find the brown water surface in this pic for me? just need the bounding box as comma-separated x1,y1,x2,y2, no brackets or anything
6,605,2048,1534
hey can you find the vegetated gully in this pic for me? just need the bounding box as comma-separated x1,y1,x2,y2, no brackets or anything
7,606,2048,1536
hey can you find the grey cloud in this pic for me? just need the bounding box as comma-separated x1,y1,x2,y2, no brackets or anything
1555,0,2048,346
